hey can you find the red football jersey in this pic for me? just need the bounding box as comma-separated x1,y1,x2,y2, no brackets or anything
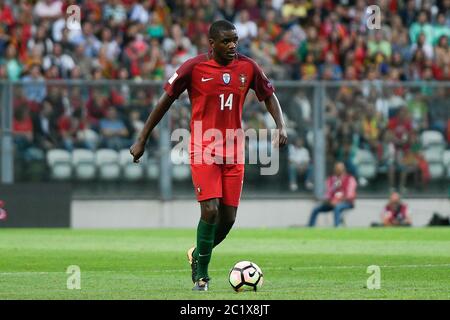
164,52,274,164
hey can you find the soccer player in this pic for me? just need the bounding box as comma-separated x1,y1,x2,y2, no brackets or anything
130,20,287,291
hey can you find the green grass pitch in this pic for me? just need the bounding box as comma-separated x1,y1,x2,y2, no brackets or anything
0,228,449,300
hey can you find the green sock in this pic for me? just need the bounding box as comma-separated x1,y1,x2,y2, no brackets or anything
194,219,217,281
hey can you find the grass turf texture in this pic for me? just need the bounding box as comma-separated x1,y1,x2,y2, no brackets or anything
0,228,449,300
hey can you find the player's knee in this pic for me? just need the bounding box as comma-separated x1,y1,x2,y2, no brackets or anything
201,200,219,222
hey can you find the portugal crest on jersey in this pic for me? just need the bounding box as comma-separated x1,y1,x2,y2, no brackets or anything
223,73,231,84
239,74,247,90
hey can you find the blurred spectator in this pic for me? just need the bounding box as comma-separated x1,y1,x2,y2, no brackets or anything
129,0,150,25
103,0,127,27
275,30,299,76
234,9,257,56
70,21,101,58
432,12,450,46
129,110,144,141
308,162,357,227
13,107,34,157
27,25,54,57
435,35,449,68
388,106,413,153
22,64,47,104
99,27,121,62
360,104,382,157
380,130,397,190
58,109,95,151
33,100,59,151
162,24,194,61
250,26,286,80
43,42,75,78
300,52,318,80
428,87,449,134
34,0,63,21
281,0,309,26
72,45,92,78
1,44,22,80
368,30,392,59
406,94,428,131
0,1,15,28
319,51,342,80
99,107,130,150
217,0,237,22
409,10,434,46
288,136,310,191
259,8,282,41
381,192,412,226
411,32,434,60
398,132,429,193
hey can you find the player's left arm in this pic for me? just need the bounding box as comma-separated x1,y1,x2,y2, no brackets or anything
263,93,288,147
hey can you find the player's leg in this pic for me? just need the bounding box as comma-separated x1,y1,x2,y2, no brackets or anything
213,203,237,248
215,164,244,246
189,163,222,290
193,199,219,283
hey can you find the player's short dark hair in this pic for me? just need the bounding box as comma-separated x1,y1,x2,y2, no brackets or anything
208,20,236,40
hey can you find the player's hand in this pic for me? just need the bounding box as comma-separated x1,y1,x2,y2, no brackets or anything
130,141,146,163
272,127,288,148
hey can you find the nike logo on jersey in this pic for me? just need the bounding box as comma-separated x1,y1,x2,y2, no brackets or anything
201,77,214,82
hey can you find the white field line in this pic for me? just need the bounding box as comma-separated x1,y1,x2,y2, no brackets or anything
0,264,449,275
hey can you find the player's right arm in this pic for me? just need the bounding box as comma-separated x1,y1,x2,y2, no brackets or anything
130,92,176,163
130,54,204,162
130,56,198,163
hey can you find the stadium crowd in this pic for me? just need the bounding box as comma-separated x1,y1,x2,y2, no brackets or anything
2,0,449,190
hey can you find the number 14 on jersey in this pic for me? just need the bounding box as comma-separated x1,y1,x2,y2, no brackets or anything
219,93,233,111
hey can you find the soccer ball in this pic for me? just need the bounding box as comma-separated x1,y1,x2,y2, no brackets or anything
229,261,263,292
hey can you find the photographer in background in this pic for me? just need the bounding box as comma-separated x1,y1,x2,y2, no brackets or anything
382,192,412,227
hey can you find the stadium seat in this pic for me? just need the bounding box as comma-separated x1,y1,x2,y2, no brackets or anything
72,149,96,180
443,150,450,179
354,149,377,180
119,149,144,181
423,148,445,179
423,148,443,163
95,149,121,181
170,148,191,181
428,163,445,179
46,149,72,180
172,164,191,181
147,157,159,180
420,130,445,152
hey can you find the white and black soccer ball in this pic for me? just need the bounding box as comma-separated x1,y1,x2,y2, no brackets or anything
229,261,263,292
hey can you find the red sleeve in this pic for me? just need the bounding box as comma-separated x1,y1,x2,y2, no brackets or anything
164,56,203,99
250,61,275,101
